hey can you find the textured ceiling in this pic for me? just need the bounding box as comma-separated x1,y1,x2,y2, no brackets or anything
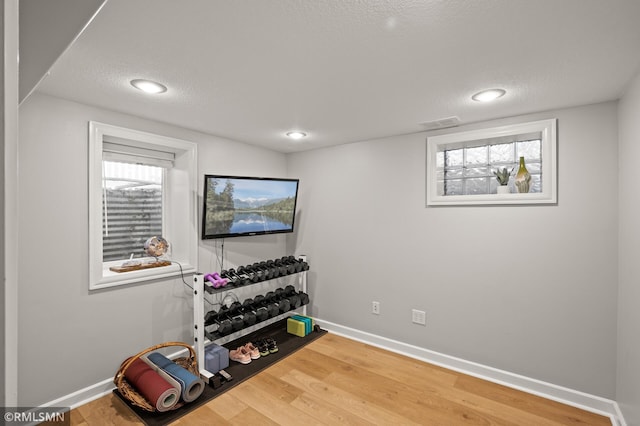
35,0,640,153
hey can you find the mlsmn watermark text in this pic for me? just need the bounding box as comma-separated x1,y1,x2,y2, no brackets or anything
2,407,70,425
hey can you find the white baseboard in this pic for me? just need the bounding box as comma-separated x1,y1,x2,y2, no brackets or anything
316,319,626,426
41,377,115,410
40,320,627,426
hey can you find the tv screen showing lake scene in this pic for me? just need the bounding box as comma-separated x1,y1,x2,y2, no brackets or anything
202,175,299,239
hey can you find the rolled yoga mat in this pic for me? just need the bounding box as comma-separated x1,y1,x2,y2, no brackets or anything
140,355,182,406
147,352,205,403
123,358,180,412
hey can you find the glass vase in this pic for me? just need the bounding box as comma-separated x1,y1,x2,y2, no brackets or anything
514,156,531,193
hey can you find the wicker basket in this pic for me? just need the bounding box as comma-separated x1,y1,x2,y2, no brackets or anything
114,341,199,412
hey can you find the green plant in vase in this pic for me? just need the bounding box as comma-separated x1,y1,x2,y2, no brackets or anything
493,167,512,194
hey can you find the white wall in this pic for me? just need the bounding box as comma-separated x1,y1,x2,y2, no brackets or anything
617,70,640,424
17,92,290,406
288,101,619,398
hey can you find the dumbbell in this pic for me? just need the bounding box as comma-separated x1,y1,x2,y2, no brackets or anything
283,285,302,309
261,260,280,279
286,256,304,273
298,291,310,306
299,259,310,271
235,266,259,284
274,257,297,274
284,284,309,307
227,301,242,314
231,268,253,285
266,260,281,278
252,295,270,322
210,307,234,336
219,269,244,286
235,265,255,283
285,255,310,272
274,287,285,299
277,286,300,310
265,260,282,278
217,270,235,286
271,258,290,276
245,263,265,280
239,298,257,326
218,270,239,287
250,261,268,277
224,302,245,332
237,265,262,283
285,256,310,272
272,287,291,313
204,309,219,326
204,272,228,288
261,291,282,318
217,320,233,336
277,256,298,273
212,301,243,333
252,262,275,280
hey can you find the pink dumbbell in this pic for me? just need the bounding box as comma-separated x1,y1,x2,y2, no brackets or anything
204,272,228,288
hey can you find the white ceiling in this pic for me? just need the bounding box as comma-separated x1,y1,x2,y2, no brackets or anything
35,0,640,153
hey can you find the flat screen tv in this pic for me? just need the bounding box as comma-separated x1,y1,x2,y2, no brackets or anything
202,175,300,239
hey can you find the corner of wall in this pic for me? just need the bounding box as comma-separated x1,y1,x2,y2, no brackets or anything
616,68,640,426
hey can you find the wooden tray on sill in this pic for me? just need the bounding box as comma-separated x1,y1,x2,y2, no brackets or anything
109,260,171,273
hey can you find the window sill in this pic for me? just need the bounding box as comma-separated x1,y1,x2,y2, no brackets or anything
427,191,555,206
90,261,196,290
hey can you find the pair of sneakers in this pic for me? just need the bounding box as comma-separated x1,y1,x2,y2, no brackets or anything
256,338,278,357
229,342,260,364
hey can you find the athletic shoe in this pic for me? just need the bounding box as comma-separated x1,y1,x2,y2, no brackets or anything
244,342,260,359
229,346,251,364
257,339,270,357
266,338,278,354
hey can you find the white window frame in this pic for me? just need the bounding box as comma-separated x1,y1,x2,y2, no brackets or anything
89,121,198,290
426,119,557,206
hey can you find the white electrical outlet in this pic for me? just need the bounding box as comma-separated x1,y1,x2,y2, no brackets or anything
372,301,380,315
412,309,426,325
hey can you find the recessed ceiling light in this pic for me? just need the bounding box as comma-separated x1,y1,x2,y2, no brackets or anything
286,131,307,140
130,79,167,94
472,88,506,102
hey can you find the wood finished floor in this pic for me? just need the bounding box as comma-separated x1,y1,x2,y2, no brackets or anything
69,334,611,425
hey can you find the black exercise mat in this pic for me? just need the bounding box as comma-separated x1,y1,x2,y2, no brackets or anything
114,318,327,426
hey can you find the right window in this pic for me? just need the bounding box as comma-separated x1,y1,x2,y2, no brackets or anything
438,137,542,196
426,119,557,206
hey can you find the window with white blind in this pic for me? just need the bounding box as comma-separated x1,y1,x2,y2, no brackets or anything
89,122,198,290
426,119,557,206
101,160,164,262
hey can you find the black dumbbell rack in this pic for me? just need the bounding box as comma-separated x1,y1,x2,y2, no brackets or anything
192,255,309,386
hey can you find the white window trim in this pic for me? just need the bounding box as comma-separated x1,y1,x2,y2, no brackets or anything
426,119,557,206
89,121,198,290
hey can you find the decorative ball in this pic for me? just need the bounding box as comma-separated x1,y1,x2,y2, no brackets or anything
144,236,169,258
